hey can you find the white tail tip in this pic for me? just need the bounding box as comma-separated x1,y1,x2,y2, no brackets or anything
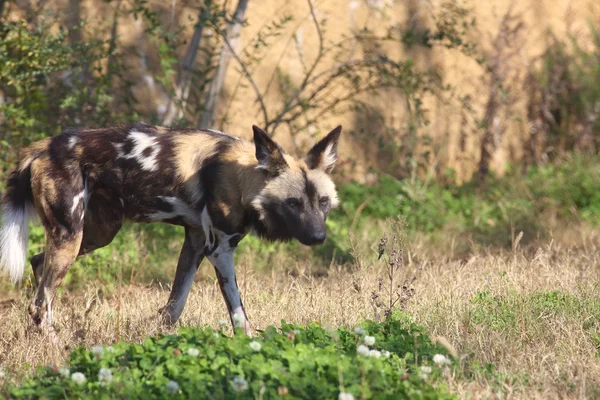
0,204,33,283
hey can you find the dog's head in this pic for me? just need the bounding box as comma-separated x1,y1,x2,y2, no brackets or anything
250,125,341,245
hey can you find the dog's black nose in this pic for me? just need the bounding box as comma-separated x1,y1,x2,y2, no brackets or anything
310,231,326,244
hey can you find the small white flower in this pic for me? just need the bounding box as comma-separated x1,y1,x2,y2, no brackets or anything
232,314,244,325
165,380,180,394
71,372,86,385
433,354,451,366
339,391,355,400
231,376,248,392
218,319,228,327
420,366,432,374
98,368,112,386
249,341,262,352
293,329,301,335
357,344,370,357
213,332,220,338
91,345,104,358
59,368,70,378
419,372,429,380
354,327,366,335
382,350,391,358
364,336,376,346
187,348,200,357
368,349,382,359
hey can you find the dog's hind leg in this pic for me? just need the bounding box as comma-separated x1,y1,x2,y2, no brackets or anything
28,158,85,327
29,192,123,289
30,253,44,286
160,227,205,324
29,233,82,326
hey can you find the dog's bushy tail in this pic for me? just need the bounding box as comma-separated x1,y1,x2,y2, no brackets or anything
1,162,37,283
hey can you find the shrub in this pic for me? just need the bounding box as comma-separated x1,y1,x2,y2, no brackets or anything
7,315,455,399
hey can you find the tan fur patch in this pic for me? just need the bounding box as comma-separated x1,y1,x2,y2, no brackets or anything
18,139,51,172
222,141,256,166
173,134,222,204
261,170,306,200
282,154,301,171
30,157,57,205
211,141,267,228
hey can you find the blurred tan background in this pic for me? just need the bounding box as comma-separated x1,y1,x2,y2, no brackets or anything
6,0,600,183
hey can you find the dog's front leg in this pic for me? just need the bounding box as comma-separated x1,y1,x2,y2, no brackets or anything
206,240,251,336
160,227,205,324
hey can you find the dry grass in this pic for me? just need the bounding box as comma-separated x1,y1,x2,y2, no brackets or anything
1,226,600,399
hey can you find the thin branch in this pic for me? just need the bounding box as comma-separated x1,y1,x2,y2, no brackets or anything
259,9,318,101
162,1,211,126
220,5,300,130
107,0,123,83
267,57,403,129
266,0,325,133
221,33,269,128
293,32,308,75
198,0,248,129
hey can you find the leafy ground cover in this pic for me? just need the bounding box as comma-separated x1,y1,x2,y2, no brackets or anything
4,316,455,399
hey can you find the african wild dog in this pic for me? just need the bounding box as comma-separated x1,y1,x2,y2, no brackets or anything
0,123,341,335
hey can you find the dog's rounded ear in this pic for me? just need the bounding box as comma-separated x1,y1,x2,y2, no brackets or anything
305,125,342,173
252,125,288,176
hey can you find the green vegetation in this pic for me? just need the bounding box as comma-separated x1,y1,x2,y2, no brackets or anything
527,24,600,159
0,8,136,163
5,315,455,399
338,154,600,246
471,289,600,343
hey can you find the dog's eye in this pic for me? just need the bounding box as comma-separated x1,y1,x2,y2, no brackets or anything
319,197,330,207
286,198,302,208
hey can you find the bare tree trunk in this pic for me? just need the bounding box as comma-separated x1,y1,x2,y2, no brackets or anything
0,0,6,22
478,86,498,187
162,0,213,126
67,0,90,85
198,0,248,129
107,0,123,113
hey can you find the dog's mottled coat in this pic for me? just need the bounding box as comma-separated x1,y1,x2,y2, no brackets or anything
0,123,342,334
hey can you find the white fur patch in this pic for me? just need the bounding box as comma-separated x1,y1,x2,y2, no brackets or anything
71,189,86,215
116,130,160,171
322,142,337,171
231,306,247,328
149,197,202,226
250,197,266,220
69,179,89,221
0,203,36,282
67,136,79,150
113,142,124,158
